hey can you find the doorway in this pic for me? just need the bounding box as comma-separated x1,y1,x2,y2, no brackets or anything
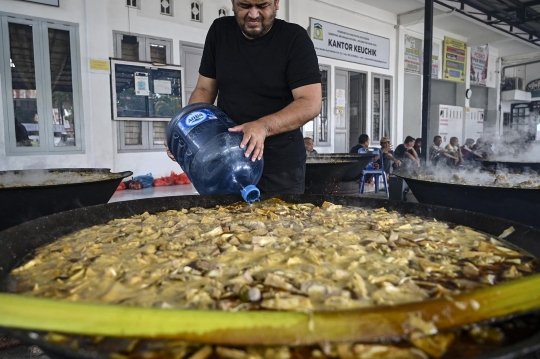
179,42,203,102
335,69,367,153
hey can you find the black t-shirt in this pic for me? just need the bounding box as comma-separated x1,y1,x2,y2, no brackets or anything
350,144,363,154
199,17,321,173
394,144,409,159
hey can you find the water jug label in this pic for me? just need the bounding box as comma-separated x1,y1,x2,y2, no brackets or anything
178,109,217,135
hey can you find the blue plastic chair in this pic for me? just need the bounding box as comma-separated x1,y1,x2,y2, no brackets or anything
358,147,389,197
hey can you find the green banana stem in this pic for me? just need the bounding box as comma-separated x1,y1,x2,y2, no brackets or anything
1,274,540,345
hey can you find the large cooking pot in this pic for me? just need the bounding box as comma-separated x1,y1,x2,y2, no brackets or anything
314,153,374,181
1,194,540,359
394,171,540,228
0,168,132,231
305,157,373,194
478,159,540,173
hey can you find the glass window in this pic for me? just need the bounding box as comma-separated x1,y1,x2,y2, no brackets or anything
383,78,391,139
318,68,329,144
372,77,381,142
218,8,227,17
121,35,139,61
126,0,138,8
9,22,39,147
1,16,83,154
113,32,176,152
48,28,76,147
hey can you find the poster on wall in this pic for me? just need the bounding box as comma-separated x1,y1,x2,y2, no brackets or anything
465,107,484,140
404,35,422,74
432,43,440,79
134,72,150,96
437,105,463,147
309,18,390,69
470,46,489,86
443,37,467,83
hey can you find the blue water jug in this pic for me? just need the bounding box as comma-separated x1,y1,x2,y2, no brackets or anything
166,103,264,204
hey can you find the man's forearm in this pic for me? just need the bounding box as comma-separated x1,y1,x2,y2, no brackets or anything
188,87,216,105
256,96,321,137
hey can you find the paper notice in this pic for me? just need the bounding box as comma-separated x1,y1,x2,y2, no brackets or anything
154,80,172,95
135,72,150,96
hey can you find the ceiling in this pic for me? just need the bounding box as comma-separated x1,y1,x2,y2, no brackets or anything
355,0,540,57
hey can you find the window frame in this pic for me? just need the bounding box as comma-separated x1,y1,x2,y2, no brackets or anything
371,73,393,143
218,7,228,17
126,0,140,9
112,32,178,153
0,12,84,155
191,1,203,23
160,0,173,16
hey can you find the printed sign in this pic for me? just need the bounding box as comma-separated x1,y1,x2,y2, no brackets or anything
89,59,110,73
134,72,149,96
437,105,463,148
178,109,217,135
432,43,440,79
405,35,422,74
464,107,484,140
443,37,467,83
309,18,390,69
470,46,489,86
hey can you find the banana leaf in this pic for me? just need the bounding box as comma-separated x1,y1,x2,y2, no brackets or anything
0,274,539,346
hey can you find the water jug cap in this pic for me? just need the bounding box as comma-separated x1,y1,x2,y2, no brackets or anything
240,185,261,204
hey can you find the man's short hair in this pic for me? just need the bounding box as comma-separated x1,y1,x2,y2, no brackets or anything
404,136,415,144
358,134,369,144
304,137,313,142
433,135,441,142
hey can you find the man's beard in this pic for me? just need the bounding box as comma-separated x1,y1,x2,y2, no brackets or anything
234,9,276,39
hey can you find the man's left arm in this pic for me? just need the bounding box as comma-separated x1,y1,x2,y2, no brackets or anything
229,83,322,161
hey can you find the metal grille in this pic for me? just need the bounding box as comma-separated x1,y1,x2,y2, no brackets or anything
191,1,201,22
152,121,167,145
161,0,172,15
124,121,142,145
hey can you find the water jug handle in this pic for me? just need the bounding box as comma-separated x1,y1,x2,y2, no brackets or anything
241,185,261,204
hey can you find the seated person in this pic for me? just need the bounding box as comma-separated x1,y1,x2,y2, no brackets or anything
394,136,420,168
461,138,483,161
304,137,318,157
350,134,380,169
379,136,401,176
445,137,465,166
413,138,423,157
473,138,494,159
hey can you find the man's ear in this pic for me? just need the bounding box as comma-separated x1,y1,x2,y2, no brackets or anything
275,0,280,10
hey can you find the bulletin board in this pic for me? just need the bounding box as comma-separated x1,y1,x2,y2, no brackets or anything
110,59,185,121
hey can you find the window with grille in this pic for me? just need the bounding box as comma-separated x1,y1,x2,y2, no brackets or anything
0,15,84,155
218,8,227,17
113,32,177,152
191,1,202,22
126,0,139,9
160,0,172,15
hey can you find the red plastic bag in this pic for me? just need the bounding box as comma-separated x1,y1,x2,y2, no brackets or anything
170,171,190,185
116,182,126,191
154,176,174,186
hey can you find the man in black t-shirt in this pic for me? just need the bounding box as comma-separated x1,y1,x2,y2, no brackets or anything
188,0,322,195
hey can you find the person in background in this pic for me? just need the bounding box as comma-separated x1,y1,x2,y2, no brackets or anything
413,138,423,157
178,0,322,195
430,135,454,165
380,136,401,177
394,136,420,167
304,137,318,157
461,138,483,162
351,134,380,184
445,137,464,166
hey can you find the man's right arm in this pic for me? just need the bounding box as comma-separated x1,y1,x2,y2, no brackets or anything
188,75,218,104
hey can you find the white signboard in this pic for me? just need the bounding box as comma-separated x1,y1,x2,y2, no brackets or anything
404,35,422,74
309,18,390,69
438,105,463,148
464,108,484,140
134,72,150,96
